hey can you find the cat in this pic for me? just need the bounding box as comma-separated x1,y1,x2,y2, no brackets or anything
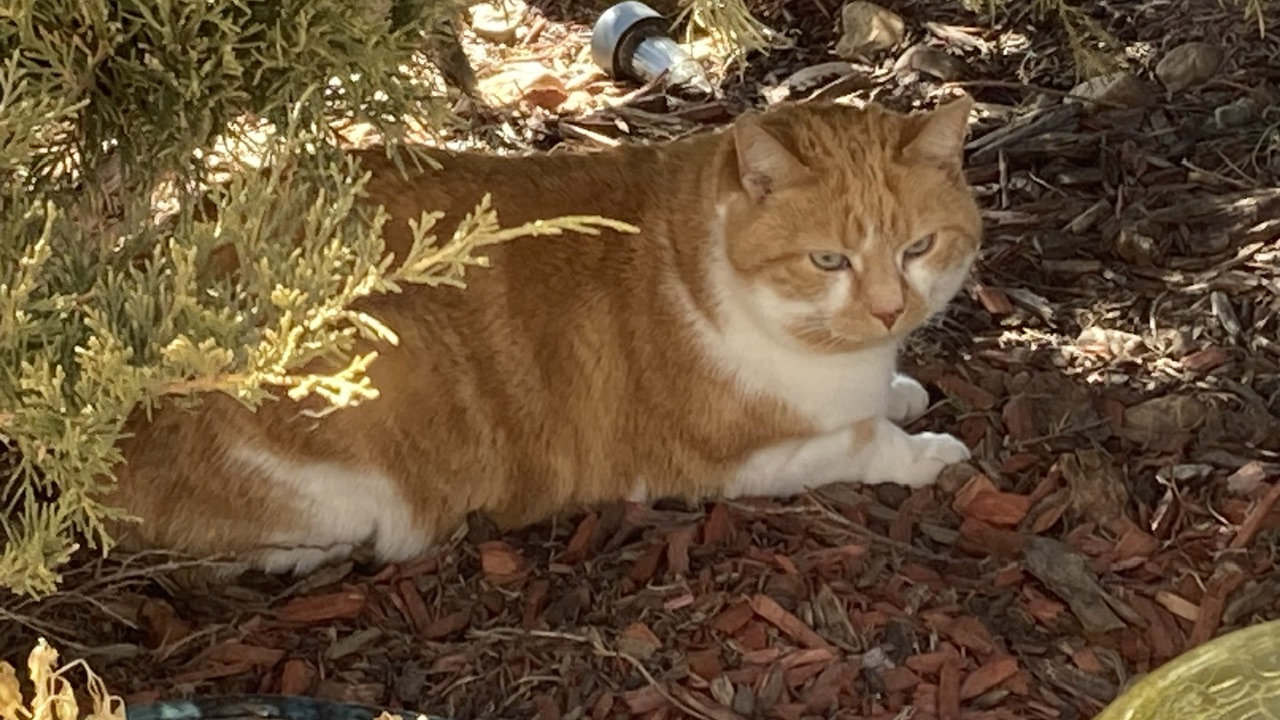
105,94,983,576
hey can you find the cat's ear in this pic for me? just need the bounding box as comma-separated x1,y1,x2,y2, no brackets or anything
900,94,973,170
732,116,812,203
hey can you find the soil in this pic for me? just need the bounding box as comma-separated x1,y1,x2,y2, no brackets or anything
4,0,1280,718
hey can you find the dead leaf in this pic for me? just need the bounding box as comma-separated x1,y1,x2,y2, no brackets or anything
1059,449,1129,526
1068,71,1154,110
1228,462,1271,496
1121,395,1208,446
1074,326,1147,362
1156,41,1223,93
1022,537,1127,634
834,1,904,59
894,44,963,81
479,61,568,110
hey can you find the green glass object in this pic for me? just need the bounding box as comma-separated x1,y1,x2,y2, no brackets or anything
1096,619,1280,719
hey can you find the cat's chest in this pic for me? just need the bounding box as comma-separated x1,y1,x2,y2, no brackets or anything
725,336,896,432
687,298,897,433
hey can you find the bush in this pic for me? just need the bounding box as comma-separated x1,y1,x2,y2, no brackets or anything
0,0,627,598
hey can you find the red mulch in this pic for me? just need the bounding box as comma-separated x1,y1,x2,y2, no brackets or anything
5,0,1280,718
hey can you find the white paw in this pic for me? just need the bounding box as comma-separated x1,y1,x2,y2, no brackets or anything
859,422,971,488
887,374,931,425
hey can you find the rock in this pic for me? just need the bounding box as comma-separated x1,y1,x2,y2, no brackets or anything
1155,41,1223,93
479,61,569,110
468,0,528,44
893,44,962,81
1068,71,1154,110
835,1,905,60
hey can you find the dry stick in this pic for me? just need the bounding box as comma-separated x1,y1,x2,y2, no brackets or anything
732,496,956,562
0,607,97,653
1228,480,1280,549
952,79,1132,109
557,121,621,148
468,628,720,720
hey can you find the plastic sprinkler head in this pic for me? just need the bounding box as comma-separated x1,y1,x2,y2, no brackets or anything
590,1,714,98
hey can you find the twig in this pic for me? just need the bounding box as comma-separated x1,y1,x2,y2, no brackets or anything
1229,481,1280,550
557,121,621,148
466,627,720,720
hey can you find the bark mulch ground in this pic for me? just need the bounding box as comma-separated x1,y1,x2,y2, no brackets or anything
4,0,1280,718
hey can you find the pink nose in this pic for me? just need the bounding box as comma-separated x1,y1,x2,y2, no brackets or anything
873,307,903,329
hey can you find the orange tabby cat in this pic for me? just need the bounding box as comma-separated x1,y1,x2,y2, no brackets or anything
107,94,982,574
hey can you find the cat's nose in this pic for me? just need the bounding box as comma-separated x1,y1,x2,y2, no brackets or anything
872,307,903,329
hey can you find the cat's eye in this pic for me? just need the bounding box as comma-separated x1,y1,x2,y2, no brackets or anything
904,234,936,259
809,251,851,271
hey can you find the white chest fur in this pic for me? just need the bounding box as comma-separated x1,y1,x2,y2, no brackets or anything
673,235,898,433
687,292,897,432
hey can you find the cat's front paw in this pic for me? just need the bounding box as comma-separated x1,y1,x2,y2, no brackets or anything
896,432,971,487
859,421,970,488
887,374,930,425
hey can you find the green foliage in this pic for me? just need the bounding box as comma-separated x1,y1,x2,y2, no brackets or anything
0,0,632,598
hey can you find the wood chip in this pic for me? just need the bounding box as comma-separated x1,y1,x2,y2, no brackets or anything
274,590,367,623
277,658,315,695
938,658,962,720
561,512,599,564
974,285,1016,315
618,621,662,661
749,594,833,650
963,491,1033,527
1023,537,1128,634
1187,565,1248,648
958,657,1019,699
479,540,525,577
1228,481,1280,549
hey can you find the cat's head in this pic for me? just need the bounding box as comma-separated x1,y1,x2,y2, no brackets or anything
715,95,982,353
